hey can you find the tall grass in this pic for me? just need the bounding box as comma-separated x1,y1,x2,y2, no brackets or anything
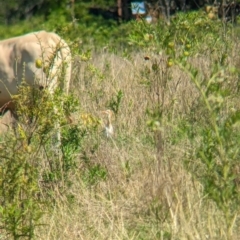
36,45,240,239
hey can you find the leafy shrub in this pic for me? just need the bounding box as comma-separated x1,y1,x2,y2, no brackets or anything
129,11,240,235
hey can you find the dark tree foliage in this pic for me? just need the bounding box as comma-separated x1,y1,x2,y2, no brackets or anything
0,0,69,25
0,0,117,25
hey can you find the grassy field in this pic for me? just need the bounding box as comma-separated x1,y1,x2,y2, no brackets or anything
1,11,240,240
36,52,238,240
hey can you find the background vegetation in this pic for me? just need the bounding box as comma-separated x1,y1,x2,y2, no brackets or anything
1,1,240,239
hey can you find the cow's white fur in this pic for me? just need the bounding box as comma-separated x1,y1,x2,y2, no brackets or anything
0,30,71,111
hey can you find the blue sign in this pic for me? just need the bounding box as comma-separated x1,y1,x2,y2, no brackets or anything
131,2,146,15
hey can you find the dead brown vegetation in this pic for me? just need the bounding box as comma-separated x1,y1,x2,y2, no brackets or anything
29,50,240,239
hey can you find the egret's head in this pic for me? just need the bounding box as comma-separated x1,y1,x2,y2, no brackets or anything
102,109,114,120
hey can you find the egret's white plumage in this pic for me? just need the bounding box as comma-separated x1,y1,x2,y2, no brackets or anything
102,110,114,138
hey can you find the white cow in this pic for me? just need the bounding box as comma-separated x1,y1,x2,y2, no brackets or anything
0,30,71,112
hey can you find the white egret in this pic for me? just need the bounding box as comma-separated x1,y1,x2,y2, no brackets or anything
102,110,114,138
